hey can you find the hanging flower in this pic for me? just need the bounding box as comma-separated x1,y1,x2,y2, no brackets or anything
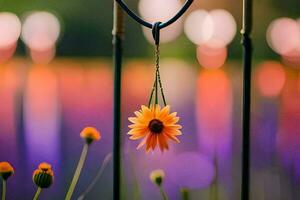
128,105,182,152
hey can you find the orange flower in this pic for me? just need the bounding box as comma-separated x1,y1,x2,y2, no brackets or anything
128,105,182,152
38,162,52,171
80,127,101,144
0,162,14,180
33,162,54,188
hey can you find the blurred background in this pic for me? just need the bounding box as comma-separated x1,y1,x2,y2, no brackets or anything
1,0,300,199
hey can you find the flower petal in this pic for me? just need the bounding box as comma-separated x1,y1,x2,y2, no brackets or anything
158,134,169,152
137,133,149,150
158,105,170,119
128,117,138,123
151,134,158,150
164,132,180,143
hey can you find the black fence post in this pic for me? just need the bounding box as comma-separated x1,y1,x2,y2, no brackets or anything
241,0,253,199
112,2,124,200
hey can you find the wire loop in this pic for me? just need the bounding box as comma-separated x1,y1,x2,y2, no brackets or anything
115,0,193,30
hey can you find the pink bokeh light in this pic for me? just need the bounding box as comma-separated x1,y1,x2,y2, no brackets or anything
267,18,300,56
0,12,21,48
196,45,227,69
139,0,183,43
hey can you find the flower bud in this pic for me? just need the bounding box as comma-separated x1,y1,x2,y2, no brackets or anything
80,127,101,144
0,162,14,180
149,169,165,186
33,162,54,188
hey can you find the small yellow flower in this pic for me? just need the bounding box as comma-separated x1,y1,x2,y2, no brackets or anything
80,127,101,144
150,169,165,186
33,162,54,188
0,162,14,180
128,105,182,152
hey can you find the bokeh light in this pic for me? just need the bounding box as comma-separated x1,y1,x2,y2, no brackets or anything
139,0,183,43
255,61,286,97
0,44,17,63
0,12,21,62
206,9,237,48
30,47,56,64
196,45,227,69
24,66,60,168
184,10,213,45
266,18,300,56
160,58,198,107
21,11,60,51
184,9,236,47
0,12,21,48
123,61,153,104
167,152,215,189
196,69,233,158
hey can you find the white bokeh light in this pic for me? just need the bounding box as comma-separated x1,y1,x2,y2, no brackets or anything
184,10,213,45
138,0,183,43
0,12,21,48
266,17,300,55
184,9,236,47
21,11,60,51
207,9,237,48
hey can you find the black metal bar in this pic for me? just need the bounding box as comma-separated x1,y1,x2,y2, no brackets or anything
115,0,193,30
115,0,152,28
112,2,124,200
241,0,253,199
159,0,193,29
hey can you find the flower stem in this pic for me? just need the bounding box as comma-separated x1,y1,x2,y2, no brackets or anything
2,180,6,200
33,187,42,200
65,144,89,200
181,188,189,200
159,185,169,200
77,153,112,200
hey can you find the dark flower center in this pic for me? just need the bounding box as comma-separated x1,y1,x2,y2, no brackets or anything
149,119,164,134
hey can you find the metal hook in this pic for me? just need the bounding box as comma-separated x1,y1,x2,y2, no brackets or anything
152,22,162,45
115,0,193,30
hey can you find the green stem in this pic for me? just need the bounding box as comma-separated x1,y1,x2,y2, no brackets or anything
33,187,42,200
65,144,89,200
77,153,112,200
159,186,169,200
2,180,6,200
181,188,189,200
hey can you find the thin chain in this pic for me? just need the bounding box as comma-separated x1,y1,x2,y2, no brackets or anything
147,44,167,107
155,45,167,106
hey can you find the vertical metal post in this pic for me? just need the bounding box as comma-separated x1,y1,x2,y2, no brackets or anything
112,2,124,200
241,0,253,200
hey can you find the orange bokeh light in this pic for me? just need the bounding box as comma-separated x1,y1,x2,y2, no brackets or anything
255,61,286,97
196,69,233,155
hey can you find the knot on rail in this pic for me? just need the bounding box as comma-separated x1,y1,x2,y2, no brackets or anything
152,22,162,45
